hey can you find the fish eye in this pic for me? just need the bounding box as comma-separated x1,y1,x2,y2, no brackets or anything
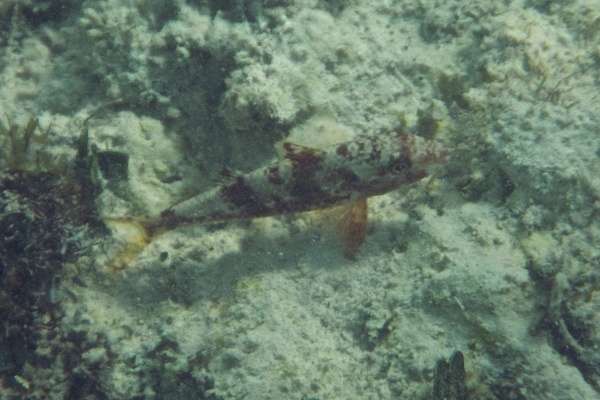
391,159,411,172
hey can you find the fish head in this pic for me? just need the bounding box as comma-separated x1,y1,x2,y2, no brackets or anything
339,131,450,197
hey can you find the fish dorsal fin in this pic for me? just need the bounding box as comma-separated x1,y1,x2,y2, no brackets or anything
281,141,319,156
276,141,323,163
274,139,321,157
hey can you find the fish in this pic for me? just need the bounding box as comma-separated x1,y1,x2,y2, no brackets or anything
107,130,449,263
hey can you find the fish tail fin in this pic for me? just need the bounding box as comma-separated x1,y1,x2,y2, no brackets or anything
100,216,156,271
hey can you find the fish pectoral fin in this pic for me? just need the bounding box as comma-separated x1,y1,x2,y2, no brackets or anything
335,199,368,259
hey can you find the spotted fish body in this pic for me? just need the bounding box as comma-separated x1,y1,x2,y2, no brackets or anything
140,131,449,246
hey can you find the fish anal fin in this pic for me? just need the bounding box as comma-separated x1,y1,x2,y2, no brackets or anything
336,199,368,259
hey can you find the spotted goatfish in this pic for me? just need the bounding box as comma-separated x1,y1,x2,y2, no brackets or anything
108,131,449,263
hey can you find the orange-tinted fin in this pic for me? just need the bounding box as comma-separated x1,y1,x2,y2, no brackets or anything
336,199,368,259
101,217,154,271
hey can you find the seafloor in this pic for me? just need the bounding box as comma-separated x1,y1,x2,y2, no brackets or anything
0,1,599,399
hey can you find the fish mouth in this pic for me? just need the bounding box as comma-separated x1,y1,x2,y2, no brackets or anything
411,146,450,179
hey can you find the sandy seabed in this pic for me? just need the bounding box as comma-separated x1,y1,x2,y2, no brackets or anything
0,1,599,399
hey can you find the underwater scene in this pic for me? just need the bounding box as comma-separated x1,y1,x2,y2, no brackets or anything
0,1,599,399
